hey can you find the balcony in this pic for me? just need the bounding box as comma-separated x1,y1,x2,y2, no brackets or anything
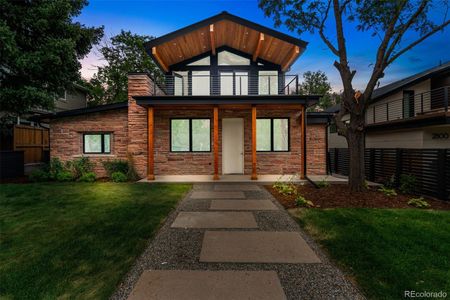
151,74,300,96
367,86,449,125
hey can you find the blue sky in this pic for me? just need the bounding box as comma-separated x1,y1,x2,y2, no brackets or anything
77,0,450,91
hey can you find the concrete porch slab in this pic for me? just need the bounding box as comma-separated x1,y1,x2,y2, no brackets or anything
127,270,286,300
138,174,308,183
190,190,245,199
171,212,258,228
210,200,278,211
200,231,321,263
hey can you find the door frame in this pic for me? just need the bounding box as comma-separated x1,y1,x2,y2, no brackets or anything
221,118,244,174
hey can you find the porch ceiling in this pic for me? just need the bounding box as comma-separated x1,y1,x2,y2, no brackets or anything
145,12,308,72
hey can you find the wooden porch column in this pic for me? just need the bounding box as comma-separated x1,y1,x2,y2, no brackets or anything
147,107,155,180
213,106,219,180
300,105,306,179
251,105,257,180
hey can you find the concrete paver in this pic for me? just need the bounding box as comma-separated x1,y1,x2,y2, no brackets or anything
171,211,258,228
210,199,278,210
127,270,286,300
190,190,246,199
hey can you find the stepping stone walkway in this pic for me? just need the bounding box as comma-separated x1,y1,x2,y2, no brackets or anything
112,183,363,300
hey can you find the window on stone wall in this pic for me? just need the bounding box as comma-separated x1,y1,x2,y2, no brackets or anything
256,118,289,152
171,119,211,152
83,133,111,154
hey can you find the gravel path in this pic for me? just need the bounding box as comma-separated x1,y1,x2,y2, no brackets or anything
111,183,364,300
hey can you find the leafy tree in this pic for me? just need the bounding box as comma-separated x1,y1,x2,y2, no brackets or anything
259,0,450,191
87,30,162,105
299,70,337,110
0,0,103,119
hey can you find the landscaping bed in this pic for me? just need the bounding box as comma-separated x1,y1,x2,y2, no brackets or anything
266,183,450,210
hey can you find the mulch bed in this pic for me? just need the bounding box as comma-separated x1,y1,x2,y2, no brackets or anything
266,184,450,210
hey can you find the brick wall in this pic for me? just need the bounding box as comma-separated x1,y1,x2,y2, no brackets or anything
49,108,128,177
306,124,327,175
127,73,164,178
149,108,327,176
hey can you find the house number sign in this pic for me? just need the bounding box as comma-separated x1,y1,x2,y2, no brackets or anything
432,132,449,139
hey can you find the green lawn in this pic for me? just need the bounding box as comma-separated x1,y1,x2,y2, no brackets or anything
292,208,450,300
0,182,191,299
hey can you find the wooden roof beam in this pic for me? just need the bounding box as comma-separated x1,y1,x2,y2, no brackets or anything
152,47,168,72
252,33,264,62
210,24,216,55
282,45,300,72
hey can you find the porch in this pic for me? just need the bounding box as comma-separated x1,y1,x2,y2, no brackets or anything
138,174,348,183
133,96,325,180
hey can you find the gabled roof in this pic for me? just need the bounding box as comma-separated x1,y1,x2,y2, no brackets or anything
372,61,450,100
145,11,308,72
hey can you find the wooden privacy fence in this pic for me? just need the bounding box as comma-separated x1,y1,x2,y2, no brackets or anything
13,125,49,164
329,148,450,200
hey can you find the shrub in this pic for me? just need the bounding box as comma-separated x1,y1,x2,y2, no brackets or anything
363,180,369,190
383,174,396,189
78,172,96,182
111,171,127,182
126,153,139,181
399,174,416,194
70,157,93,179
56,171,74,182
29,168,50,182
49,158,64,179
316,178,330,189
103,160,128,177
408,197,430,209
273,176,297,195
378,186,397,197
295,195,314,207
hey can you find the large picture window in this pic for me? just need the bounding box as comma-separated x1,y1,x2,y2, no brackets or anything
171,119,211,152
256,118,289,152
83,133,111,154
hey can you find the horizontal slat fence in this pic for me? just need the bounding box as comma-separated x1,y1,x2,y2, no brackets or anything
329,148,450,200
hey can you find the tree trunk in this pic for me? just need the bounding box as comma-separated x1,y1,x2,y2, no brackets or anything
346,116,366,192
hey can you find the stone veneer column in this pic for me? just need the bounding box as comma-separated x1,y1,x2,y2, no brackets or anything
127,73,155,178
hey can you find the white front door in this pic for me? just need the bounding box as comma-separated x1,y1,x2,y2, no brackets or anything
222,118,244,174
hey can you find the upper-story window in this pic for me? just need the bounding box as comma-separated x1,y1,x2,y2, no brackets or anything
192,70,210,95
218,50,250,65
187,56,210,66
259,70,278,95
220,71,248,95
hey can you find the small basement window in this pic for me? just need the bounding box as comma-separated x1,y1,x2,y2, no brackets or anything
83,133,111,154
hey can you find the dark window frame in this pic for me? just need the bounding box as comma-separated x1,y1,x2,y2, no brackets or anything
256,118,290,152
83,133,111,154
170,118,212,153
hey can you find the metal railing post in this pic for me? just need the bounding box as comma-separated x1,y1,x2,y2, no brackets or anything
386,102,389,121
421,93,424,114
295,75,299,95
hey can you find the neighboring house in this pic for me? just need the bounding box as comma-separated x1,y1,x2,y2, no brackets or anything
328,62,450,149
0,83,89,178
37,12,330,180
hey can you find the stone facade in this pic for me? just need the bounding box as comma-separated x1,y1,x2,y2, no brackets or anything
49,108,128,177
49,73,327,178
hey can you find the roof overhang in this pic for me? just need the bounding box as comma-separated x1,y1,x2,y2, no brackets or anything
133,95,320,108
145,11,308,72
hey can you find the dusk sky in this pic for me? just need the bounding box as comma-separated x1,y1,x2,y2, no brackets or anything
76,0,450,92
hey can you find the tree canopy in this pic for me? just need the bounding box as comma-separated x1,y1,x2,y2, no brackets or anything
85,30,162,106
259,0,449,191
0,0,103,120
298,70,339,110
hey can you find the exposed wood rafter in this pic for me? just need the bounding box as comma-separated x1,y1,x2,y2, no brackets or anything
210,24,216,55
152,47,168,72
282,46,300,71
252,33,264,62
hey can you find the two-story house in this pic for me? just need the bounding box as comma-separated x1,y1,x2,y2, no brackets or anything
328,62,450,149
38,12,330,180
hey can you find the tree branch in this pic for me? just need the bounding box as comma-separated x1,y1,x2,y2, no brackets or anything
319,0,339,56
387,19,450,65
384,0,429,65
